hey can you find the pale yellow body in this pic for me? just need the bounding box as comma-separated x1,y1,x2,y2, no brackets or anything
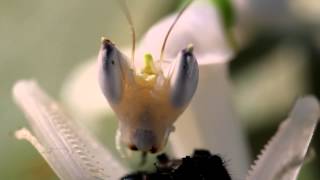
111,60,185,152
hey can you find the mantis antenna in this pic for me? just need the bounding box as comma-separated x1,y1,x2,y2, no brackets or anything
119,0,136,66
159,0,194,62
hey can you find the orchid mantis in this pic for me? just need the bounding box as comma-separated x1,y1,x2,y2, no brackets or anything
12,0,320,179
97,0,199,154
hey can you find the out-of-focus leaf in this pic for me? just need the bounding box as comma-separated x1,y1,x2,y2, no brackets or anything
210,0,235,30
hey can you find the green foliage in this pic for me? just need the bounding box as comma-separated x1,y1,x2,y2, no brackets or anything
210,0,237,50
210,0,235,30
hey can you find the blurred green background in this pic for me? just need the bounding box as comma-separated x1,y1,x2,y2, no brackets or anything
0,0,319,179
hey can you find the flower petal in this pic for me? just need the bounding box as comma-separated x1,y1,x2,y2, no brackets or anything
136,0,233,65
247,96,320,180
170,60,250,179
13,80,127,180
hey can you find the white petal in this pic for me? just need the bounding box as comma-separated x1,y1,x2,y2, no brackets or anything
13,80,127,180
247,96,320,180
136,0,233,66
170,60,250,179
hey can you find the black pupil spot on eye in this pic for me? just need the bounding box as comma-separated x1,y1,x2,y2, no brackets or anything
183,63,187,70
104,43,115,66
183,55,191,70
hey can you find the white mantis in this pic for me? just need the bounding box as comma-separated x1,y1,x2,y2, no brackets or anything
12,0,320,179
97,0,199,154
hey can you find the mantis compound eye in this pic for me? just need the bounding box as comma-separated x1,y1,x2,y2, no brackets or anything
169,46,199,108
98,38,131,105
